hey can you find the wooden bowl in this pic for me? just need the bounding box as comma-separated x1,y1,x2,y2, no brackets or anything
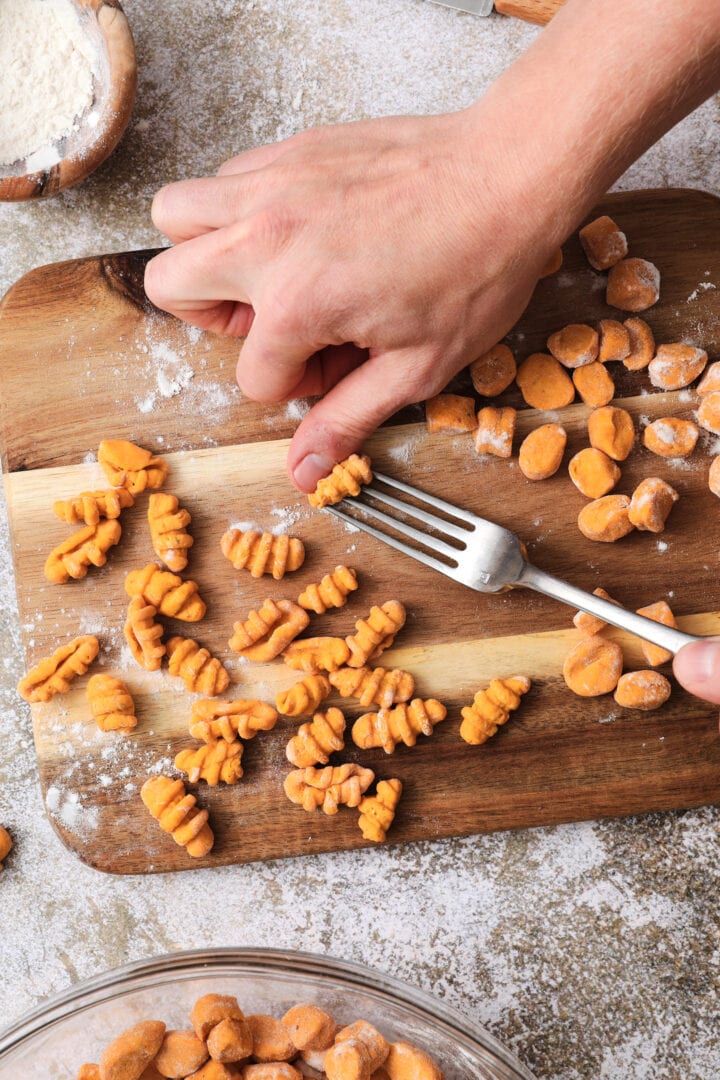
0,0,136,201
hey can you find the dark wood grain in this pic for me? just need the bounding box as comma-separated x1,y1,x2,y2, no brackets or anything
2,189,720,875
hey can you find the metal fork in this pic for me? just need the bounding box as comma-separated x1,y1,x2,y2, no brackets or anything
325,471,702,656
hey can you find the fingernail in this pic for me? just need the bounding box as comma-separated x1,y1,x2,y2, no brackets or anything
674,639,720,685
293,453,335,493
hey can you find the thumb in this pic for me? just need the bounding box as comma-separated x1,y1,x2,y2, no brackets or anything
673,638,720,705
288,349,427,492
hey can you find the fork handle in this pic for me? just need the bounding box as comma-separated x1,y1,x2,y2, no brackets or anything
515,562,702,656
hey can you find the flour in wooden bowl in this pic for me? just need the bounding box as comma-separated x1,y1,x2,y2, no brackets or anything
0,0,98,170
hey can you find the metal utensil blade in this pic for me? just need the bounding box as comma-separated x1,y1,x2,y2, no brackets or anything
425,0,494,14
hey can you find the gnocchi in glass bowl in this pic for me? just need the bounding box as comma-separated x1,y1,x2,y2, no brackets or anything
0,948,535,1079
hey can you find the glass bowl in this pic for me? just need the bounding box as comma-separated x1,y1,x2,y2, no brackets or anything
0,948,535,1080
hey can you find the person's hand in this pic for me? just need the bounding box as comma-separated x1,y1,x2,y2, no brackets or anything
144,107,556,491
673,640,720,709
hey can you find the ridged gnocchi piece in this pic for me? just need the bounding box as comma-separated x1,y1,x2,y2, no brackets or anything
166,636,230,697
460,677,531,745
221,528,305,579
284,764,375,815
17,635,99,703
98,439,168,493
124,596,165,672
358,779,402,844
345,602,406,668
175,740,244,786
148,493,194,572
53,487,134,526
189,698,278,743
229,599,309,662
286,708,346,768
308,454,373,509
45,519,121,583
86,673,137,732
297,566,358,613
141,776,214,858
276,674,332,717
329,666,414,710
352,699,447,754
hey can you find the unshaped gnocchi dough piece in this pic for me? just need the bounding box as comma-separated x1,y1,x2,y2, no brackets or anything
628,477,679,533
191,995,246,1043
242,1066,302,1080
597,319,631,363
518,423,567,480
18,635,99,703
648,343,707,390
572,362,615,408
696,360,720,395
697,391,720,435
573,588,622,636
325,1020,389,1080
547,323,598,369
636,600,678,666
424,393,477,433
474,406,516,458
614,670,672,711
568,448,621,499
578,495,634,543
384,1041,444,1080
154,1030,208,1079
622,317,655,370
515,353,575,410
709,455,720,498
469,343,516,397
579,215,628,271
587,405,635,461
246,1015,297,1063
643,417,699,458
0,826,13,871
281,1004,336,1053
99,1020,166,1080
207,1017,253,1063
563,638,623,697
606,258,660,312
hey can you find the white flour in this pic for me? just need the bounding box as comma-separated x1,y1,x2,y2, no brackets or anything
0,0,97,168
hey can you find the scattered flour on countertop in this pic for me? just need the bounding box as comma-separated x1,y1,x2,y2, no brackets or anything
0,0,98,168
687,281,716,302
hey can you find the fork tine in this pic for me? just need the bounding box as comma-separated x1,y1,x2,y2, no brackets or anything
372,471,477,526
325,505,458,576
338,496,462,560
359,483,472,542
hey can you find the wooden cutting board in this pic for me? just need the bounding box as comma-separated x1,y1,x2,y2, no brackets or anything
2,189,720,875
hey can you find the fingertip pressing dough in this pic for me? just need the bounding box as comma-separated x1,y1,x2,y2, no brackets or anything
308,454,373,509
577,495,634,542
563,638,623,697
98,439,168,493
469,344,517,397
148,493,194,573
547,323,599,369
606,258,660,312
518,423,567,480
141,775,214,858
358,779,402,843
221,528,305,580
568,447,621,499
572,362,615,408
622,317,655,370
579,215,628,271
459,676,530,745
86,673,136,732
515,353,575,410
648,343,707,390
424,393,477,433
587,405,635,461
628,477,679,533
18,634,99,702
614,670,672,711
643,417,699,458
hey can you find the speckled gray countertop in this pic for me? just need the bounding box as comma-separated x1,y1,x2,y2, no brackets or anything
1,3,719,1078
